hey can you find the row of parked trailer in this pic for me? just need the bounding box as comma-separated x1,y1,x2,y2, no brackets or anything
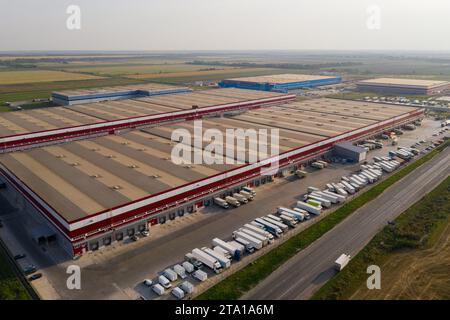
145,146,417,299
213,187,256,209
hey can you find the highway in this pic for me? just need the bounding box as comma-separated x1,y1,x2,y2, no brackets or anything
244,145,450,300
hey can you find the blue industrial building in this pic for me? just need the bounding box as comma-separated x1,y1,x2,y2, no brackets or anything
219,74,341,92
52,84,192,105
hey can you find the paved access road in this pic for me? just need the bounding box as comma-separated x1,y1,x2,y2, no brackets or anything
244,145,450,300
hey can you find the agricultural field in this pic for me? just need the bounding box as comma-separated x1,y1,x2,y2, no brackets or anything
0,70,103,85
60,63,231,76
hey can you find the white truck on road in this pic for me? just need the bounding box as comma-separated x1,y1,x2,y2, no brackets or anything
334,253,351,271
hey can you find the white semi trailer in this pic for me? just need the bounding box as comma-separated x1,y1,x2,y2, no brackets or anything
232,231,263,250
239,228,270,246
253,218,283,237
212,238,241,257
191,248,222,273
262,217,289,231
296,201,322,215
201,247,231,269
243,224,274,242
307,194,332,208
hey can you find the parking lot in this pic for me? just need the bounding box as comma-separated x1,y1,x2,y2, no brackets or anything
0,116,447,300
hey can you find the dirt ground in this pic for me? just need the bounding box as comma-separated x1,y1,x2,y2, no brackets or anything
350,221,450,300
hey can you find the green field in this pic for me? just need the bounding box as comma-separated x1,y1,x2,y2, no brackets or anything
196,141,449,300
0,244,32,300
312,173,450,300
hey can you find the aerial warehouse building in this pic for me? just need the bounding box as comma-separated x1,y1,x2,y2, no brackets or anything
356,78,450,95
219,74,342,92
0,97,424,257
52,83,192,105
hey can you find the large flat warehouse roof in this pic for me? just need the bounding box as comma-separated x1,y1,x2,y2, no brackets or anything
357,78,449,89
223,74,339,84
52,83,189,98
0,98,419,223
0,88,286,137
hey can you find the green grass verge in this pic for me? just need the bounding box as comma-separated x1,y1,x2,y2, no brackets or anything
312,174,450,300
0,245,31,300
196,141,449,300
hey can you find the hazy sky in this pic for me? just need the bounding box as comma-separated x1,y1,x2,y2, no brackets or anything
1,0,450,51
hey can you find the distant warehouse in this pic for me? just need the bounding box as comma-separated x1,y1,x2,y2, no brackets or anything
219,74,342,92
52,83,192,105
356,78,450,95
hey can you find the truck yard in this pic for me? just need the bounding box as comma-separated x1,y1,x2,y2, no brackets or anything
0,113,445,300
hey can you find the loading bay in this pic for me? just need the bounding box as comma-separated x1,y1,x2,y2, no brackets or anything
0,117,445,300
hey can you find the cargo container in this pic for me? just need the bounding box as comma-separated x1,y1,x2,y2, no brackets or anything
191,248,222,273
202,247,231,269
152,284,165,296
171,287,185,300
163,268,178,282
179,281,194,294
173,265,186,279
296,201,322,215
182,261,195,274
192,270,208,282
214,197,229,209
334,254,351,271
158,275,172,289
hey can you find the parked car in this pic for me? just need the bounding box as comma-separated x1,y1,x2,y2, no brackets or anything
14,254,26,260
23,265,37,275
28,273,42,281
130,235,139,242
141,230,149,237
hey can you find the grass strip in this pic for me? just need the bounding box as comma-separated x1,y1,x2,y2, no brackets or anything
0,239,32,300
312,173,450,300
197,140,449,300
